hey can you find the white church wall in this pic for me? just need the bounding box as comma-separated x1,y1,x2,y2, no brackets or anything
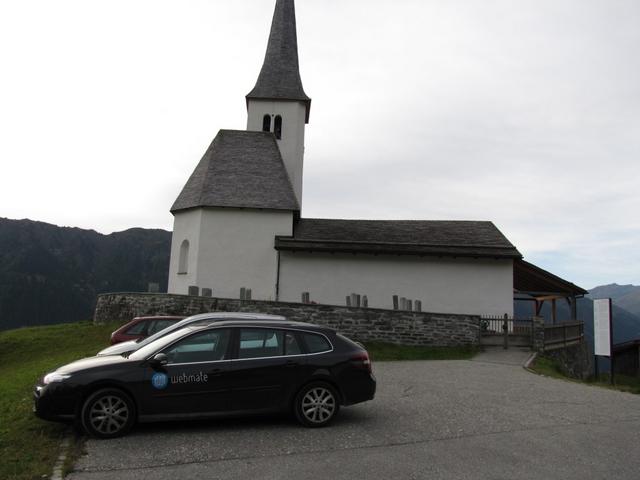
278,252,514,317
247,100,306,205
168,209,203,294
182,208,294,300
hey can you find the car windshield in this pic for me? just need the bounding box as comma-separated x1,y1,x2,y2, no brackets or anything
128,327,199,361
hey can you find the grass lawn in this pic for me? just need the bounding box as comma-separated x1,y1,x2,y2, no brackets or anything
0,321,119,480
531,355,640,395
364,341,478,361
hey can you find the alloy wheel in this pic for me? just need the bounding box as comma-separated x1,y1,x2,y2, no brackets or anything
88,395,129,435
301,386,336,424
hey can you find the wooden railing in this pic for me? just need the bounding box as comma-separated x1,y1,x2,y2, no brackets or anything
480,316,584,350
543,321,584,349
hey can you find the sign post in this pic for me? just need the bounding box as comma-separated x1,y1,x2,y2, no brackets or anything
593,298,614,384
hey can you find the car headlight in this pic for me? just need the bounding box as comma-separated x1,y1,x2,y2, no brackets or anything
43,372,71,384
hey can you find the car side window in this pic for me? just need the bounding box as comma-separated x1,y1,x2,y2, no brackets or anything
301,332,332,353
125,321,147,335
148,319,174,335
162,329,230,364
285,331,302,355
238,329,284,359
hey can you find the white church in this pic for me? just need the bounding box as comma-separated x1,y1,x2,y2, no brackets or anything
167,0,585,319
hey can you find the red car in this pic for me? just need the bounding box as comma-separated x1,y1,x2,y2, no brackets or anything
109,316,185,345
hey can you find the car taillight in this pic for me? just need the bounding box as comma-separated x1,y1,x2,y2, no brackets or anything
351,352,372,373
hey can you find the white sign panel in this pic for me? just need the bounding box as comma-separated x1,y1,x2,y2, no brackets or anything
593,298,612,357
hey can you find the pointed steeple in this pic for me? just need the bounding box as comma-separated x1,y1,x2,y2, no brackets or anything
247,0,311,122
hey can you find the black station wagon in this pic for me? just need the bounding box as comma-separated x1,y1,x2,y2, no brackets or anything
34,319,376,437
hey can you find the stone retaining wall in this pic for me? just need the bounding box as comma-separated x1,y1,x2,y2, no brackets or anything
94,292,481,347
541,342,593,380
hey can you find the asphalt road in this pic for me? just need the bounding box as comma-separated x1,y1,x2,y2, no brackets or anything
68,354,640,480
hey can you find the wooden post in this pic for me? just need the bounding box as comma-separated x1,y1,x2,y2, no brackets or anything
503,313,509,350
570,295,577,321
552,298,557,325
530,315,534,346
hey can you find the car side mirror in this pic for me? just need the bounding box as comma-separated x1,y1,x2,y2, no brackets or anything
151,353,168,367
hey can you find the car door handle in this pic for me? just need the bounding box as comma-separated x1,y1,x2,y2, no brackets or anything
209,368,224,376
285,360,299,367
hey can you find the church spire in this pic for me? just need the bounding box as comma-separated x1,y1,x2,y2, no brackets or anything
247,0,311,122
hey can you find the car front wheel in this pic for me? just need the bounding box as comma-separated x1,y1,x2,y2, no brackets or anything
294,382,340,427
80,388,135,438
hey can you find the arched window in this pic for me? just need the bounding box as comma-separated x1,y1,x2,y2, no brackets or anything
178,239,189,274
274,115,282,140
262,114,271,132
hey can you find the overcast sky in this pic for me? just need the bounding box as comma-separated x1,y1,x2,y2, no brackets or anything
1,0,639,289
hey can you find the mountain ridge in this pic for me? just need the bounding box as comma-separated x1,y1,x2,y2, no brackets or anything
587,283,640,319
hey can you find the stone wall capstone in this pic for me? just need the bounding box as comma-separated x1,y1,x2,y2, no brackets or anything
94,292,481,348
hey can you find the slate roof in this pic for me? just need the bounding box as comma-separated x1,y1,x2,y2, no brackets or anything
246,0,311,122
275,219,522,259
171,130,299,213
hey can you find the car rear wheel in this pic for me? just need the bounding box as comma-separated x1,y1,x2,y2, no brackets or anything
294,382,340,427
80,388,135,438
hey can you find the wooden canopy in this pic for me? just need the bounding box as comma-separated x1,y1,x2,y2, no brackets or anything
514,260,588,322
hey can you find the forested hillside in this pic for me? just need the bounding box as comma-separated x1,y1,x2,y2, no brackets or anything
0,218,170,330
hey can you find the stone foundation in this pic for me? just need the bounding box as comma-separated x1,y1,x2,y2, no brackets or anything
94,292,481,347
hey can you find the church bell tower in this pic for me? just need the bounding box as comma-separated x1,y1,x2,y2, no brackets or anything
246,0,311,207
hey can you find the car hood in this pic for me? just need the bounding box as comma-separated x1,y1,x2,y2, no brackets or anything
97,340,139,356
56,354,135,374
